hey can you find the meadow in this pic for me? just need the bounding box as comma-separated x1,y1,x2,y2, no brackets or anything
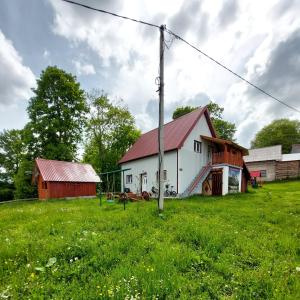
0,181,299,299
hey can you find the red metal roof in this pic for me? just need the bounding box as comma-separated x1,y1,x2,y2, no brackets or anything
36,158,101,182
119,107,216,164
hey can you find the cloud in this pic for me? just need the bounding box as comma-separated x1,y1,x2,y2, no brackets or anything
73,60,96,75
0,30,35,106
246,29,300,114
218,0,239,28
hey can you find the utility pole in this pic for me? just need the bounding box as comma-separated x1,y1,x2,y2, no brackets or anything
158,25,165,211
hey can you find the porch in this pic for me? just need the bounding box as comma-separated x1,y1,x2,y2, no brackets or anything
201,135,248,168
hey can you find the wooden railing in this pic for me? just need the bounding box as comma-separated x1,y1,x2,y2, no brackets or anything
212,152,243,167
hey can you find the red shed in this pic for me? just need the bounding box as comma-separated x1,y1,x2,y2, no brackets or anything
33,158,101,200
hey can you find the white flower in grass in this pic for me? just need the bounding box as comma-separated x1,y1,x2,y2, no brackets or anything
296,267,300,272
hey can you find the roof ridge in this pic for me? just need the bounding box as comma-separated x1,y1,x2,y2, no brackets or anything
249,145,282,151
140,106,203,135
36,158,90,166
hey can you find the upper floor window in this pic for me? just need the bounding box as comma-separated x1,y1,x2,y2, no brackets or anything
194,140,202,153
126,174,133,184
156,170,167,182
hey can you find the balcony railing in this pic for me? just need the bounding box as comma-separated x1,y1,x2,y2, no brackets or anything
212,152,243,167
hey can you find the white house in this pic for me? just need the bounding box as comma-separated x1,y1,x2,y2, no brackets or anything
119,107,249,197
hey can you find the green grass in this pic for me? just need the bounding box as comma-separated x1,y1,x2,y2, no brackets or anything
0,181,300,299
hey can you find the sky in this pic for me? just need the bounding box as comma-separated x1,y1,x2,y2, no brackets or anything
0,0,300,148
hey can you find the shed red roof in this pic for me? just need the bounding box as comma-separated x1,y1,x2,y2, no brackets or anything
119,107,216,164
35,158,100,182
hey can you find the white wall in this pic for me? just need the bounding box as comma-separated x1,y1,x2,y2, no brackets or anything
121,151,178,194
222,166,229,196
178,115,213,194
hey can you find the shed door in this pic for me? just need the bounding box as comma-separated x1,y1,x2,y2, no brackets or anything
212,171,222,195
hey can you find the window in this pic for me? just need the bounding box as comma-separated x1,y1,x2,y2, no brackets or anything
156,170,167,182
42,181,47,189
126,174,133,184
194,140,202,153
260,170,267,177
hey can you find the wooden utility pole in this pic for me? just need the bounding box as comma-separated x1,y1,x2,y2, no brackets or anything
158,25,165,211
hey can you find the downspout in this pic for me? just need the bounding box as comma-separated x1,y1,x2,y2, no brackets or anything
177,149,179,193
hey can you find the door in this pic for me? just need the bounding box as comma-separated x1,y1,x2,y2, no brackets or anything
212,170,222,195
141,173,147,192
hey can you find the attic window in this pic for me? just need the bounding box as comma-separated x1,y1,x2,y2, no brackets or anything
194,140,202,153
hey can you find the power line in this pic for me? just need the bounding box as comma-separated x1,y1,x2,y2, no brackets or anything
61,0,159,29
165,28,300,114
61,0,300,114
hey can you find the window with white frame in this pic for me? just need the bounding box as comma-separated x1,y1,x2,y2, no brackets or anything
126,174,133,184
194,140,202,153
156,170,167,182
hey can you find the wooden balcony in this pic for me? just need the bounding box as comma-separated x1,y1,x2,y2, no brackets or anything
212,152,243,167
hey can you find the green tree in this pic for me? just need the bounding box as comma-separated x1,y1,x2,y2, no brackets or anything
0,129,25,181
83,91,140,177
172,101,236,140
27,66,88,161
14,159,37,200
172,106,195,119
251,119,300,153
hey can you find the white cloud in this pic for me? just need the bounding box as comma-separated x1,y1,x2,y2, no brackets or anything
48,0,300,147
0,30,36,107
72,60,96,75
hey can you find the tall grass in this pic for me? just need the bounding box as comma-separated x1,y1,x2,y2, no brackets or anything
0,181,299,299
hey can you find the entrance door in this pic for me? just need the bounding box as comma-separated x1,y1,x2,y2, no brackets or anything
212,170,222,195
141,173,147,192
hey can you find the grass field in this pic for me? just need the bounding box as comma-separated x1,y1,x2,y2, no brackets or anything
0,181,299,299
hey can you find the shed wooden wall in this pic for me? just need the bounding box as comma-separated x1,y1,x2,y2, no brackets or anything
37,175,96,200
275,161,300,180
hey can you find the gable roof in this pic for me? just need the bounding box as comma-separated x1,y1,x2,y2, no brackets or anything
35,158,101,182
119,107,216,164
243,145,282,163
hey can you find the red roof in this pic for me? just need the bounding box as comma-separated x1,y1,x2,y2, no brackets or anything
119,107,216,164
35,158,101,182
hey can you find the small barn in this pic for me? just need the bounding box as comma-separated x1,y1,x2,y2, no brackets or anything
33,158,100,200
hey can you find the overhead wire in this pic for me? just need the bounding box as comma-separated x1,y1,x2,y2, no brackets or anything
165,28,300,114
61,0,300,114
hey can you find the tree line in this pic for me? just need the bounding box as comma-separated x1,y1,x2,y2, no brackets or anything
1,66,299,201
0,66,140,201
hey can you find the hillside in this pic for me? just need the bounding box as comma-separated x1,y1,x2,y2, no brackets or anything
0,181,299,299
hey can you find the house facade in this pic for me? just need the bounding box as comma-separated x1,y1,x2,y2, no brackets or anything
244,145,300,181
119,107,249,197
33,158,101,200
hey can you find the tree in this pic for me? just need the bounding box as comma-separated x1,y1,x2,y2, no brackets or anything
14,159,37,200
27,66,88,161
83,91,140,178
172,106,195,119
251,119,300,153
0,129,25,181
172,101,236,140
